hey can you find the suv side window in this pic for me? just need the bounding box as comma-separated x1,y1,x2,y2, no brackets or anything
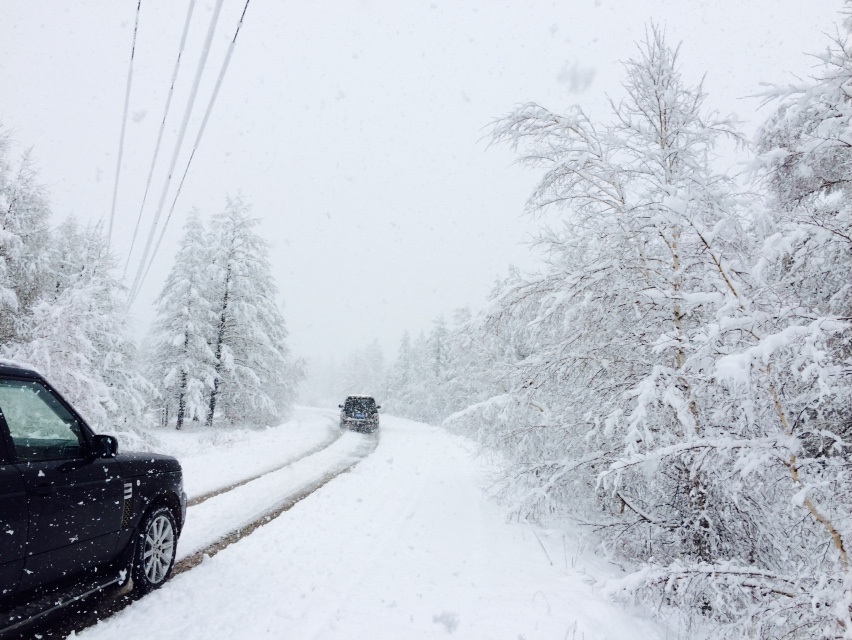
0,380,86,462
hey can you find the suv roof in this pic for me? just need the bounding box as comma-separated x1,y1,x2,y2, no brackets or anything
0,359,42,379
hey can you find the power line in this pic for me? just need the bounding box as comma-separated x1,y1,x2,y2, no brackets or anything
137,0,253,293
108,0,142,245
128,0,225,304
123,0,197,280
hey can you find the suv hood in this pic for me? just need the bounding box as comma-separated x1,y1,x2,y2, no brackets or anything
116,452,182,477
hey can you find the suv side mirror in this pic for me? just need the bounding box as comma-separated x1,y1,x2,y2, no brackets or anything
92,434,118,458
376,406,381,410
338,404,344,409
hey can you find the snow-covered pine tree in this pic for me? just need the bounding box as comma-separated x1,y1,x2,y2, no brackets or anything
204,196,299,427
384,331,415,416
440,307,484,416
384,309,497,424
442,269,543,447
5,218,154,434
393,331,434,422
385,330,443,422
422,315,452,422
147,210,216,429
0,135,52,345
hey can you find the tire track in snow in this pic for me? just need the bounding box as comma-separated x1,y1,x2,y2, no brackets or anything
187,421,344,507
174,430,377,563
175,433,377,574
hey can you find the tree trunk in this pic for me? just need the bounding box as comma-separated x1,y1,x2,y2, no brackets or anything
176,370,187,430
206,262,232,427
206,376,221,427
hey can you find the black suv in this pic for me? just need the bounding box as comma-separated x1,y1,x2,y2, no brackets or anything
339,396,380,433
0,362,187,635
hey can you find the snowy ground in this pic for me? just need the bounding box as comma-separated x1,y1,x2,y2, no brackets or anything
77,411,667,640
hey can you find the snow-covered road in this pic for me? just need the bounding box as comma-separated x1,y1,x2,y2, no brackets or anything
78,413,665,640
177,428,376,562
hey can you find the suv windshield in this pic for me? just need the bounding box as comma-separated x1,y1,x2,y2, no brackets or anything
344,397,376,414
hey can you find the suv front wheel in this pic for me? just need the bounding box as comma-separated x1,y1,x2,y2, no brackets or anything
132,506,178,594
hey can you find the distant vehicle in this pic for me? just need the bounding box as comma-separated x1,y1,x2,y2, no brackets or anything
0,361,187,637
339,395,381,434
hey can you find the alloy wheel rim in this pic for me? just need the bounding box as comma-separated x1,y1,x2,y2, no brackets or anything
143,514,175,584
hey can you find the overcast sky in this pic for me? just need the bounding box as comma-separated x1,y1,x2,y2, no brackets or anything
0,0,843,362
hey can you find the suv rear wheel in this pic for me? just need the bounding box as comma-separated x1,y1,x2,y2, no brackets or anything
132,506,177,594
